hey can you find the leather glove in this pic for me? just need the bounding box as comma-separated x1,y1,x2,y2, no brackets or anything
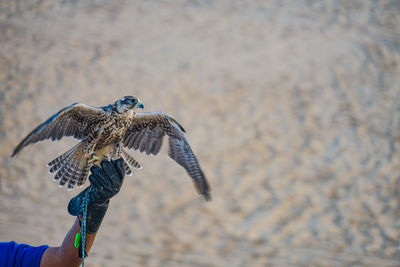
68,158,125,233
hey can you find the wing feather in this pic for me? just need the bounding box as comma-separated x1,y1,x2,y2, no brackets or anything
123,111,211,200
124,111,183,155
12,103,105,156
168,135,210,200
133,132,143,150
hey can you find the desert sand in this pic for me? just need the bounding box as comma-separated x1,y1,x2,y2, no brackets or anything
0,0,399,266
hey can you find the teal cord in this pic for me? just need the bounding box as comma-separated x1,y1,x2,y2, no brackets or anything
80,190,89,267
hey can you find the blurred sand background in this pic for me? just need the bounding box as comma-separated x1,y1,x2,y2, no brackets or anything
1,0,400,266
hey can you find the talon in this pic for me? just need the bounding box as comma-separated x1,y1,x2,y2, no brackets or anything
87,153,102,164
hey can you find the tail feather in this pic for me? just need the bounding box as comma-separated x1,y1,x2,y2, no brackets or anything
49,152,74,173
59,161,75,186
51,142,90,189
122,150,142,169
124,161,132,176
64,160,76,182
48,142,80,167
54,164,66,181
59,169,69,186
77,165,90,187
67,161,79,189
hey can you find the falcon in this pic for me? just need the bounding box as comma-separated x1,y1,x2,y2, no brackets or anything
12,96,211,200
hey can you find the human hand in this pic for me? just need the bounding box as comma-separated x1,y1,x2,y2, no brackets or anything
68,158,125,216
88,158,125,205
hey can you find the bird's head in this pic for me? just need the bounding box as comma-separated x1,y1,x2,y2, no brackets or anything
114,96,144,113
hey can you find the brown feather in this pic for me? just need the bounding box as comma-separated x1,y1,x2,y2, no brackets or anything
12,103,105,157
122,150,142,169
123,111,211,200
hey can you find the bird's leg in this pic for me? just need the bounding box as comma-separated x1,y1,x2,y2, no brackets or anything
88,153,103,164
85,126,104,164
115,142,123,158
88,153,111,164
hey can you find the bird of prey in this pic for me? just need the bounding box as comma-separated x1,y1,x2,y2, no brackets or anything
12,96,211,200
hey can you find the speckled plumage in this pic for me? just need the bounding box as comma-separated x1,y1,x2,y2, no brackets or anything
12,96,211,200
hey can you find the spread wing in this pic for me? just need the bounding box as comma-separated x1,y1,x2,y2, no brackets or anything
123,111,211,200
12,103,106,156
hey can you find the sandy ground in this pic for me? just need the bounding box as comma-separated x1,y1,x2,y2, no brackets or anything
1,0,400,266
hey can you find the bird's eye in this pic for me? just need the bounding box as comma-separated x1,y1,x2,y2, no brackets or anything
131,99,137,105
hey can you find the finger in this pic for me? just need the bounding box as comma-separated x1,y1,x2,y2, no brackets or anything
100,160,119,187
90,164,112,188
113,158,125,185
88,173,102,188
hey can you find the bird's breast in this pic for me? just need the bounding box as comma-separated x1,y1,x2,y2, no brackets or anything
94,116,131,149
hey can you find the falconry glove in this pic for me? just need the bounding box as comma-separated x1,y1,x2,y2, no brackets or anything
68,158,125,233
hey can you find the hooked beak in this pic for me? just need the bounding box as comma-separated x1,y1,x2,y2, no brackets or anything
136,99,144,109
